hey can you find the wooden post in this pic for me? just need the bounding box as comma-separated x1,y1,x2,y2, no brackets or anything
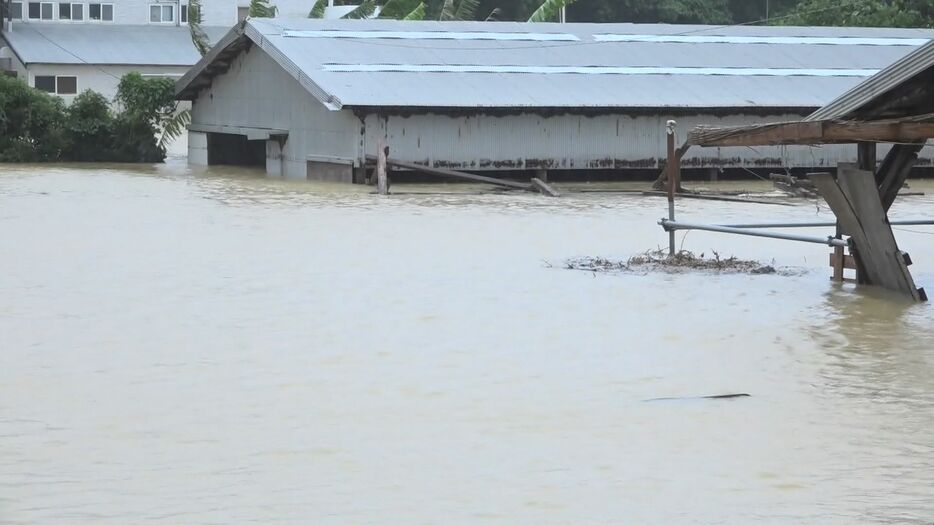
666,120,678,256
536,168,548,183
810,169,924,301
857,141,877,172
376,138,388,195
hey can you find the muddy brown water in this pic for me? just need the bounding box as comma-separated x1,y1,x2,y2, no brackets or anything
2,159,933,524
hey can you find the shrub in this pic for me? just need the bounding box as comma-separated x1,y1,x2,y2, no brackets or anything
0,72,182,163
0,75,68,162
62,90,114,161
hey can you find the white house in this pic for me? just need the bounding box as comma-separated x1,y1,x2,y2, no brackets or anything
0,0,359,101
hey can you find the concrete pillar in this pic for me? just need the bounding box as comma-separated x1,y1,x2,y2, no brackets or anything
266,139,283,177
188,131,208,166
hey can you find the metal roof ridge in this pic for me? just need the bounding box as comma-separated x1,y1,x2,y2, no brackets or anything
806,39,934,121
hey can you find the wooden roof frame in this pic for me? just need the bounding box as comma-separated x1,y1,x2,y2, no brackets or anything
686,114,934,148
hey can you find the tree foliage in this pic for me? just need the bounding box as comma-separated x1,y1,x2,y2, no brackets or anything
776,0,934,27
249,0,277,17
0,73,185,163
187,0,211,57
0,74,67,161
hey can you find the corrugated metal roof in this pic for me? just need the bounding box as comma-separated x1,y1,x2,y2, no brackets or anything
177,18,934,110
2,24,229,66
806,39,934,121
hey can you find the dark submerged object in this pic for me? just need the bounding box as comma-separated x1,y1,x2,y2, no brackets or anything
644,393,751,402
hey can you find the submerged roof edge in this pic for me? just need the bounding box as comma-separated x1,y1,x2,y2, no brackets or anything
175,20,343,110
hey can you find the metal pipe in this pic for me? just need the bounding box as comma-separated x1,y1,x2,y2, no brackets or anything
659,218,850,247
719,219,934,229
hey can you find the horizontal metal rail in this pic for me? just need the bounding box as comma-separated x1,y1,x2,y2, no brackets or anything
659,218,850,247
719,219,934,229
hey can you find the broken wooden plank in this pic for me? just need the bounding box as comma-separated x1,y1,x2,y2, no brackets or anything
641,191,794,206
828,253,857,270
367,156,531,191
530,177,560,197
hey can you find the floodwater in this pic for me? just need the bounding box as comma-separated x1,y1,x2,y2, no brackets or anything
1,159,933,524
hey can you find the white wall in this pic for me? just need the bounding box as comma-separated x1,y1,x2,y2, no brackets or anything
190,45,360,179
7,0,241,26
1,41,29,78
22,63,190,102
6,1,362,27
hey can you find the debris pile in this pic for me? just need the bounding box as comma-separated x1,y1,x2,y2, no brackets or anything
563,249,777,275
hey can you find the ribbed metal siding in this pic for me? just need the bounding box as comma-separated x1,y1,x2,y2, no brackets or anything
364,111,911,170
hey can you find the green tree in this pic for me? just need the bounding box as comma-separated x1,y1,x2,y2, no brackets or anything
63,90,113,161
565,0,732,23
775,0,934,27
249,0,277,17
112,72,181,162
0,74,67,162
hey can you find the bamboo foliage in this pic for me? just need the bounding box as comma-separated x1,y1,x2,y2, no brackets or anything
527,0,575,22
343,0,378,18
249,0,277,17
378,0,421,18
307,0,327,18
187,0,210,57
158,109,192,150
403,2,426,19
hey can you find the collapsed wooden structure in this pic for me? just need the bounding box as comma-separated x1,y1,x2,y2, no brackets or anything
658,39,934,301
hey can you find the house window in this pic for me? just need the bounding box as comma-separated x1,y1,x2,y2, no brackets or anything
28,2,53,19
34,75,77,94
56,76,77,94
149,4,173,22
58,2,81,19
34,75,56,92
88,2,112,20
11,1,23,18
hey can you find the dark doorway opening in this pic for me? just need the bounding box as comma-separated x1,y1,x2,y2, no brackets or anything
207,132,265,167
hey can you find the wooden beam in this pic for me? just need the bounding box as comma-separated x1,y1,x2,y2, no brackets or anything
651,141,690,190
875,142,923,211
530,177,560,197
689,119,934,147
809,169,924,301
368,156,532,191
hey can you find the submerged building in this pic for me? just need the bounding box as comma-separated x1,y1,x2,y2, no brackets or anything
175,18,934,182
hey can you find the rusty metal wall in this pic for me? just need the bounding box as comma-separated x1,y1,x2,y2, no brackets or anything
364,111,934,171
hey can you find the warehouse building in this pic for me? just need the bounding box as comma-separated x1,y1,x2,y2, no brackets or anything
175,18,934,183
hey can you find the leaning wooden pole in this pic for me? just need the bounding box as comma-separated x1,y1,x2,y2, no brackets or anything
666,120,679,256
376,138,389,195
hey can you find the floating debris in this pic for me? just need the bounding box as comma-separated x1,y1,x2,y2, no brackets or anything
644,393,751,402
562,249,781,275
